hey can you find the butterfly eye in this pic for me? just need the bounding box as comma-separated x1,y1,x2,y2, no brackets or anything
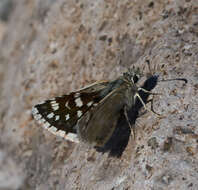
132,74,139,83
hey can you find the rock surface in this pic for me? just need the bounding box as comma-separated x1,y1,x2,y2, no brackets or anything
0,0,197,189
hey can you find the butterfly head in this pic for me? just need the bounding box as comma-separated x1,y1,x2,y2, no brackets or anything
123,67,142,85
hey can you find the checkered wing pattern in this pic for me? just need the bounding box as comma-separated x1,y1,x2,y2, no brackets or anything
32,82,109,142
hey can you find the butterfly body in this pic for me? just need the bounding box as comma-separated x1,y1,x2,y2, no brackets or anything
32,68,148,147
77,78,138,147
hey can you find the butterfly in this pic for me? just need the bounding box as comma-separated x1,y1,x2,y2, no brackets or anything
32,65,187,147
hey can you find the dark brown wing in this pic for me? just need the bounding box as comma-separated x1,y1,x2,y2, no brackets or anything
77,87,127,147
32,81,110,142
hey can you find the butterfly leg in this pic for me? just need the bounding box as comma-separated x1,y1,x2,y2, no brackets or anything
134,92,161,116
124,106,136,139
138,88,163,116
138,87,162,96
146,98,162,116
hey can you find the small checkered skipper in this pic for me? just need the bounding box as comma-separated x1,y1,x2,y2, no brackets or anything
32,65,187,147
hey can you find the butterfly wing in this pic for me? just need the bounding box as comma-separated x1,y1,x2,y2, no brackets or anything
77,85,127,147
32,81,110,142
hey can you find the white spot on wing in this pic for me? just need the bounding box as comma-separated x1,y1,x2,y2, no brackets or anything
52,105,59,111
34,113,42,120
77,110,83,118
48,126,57,134
87,101,93,107
51,103,59,107
75,97,83,107
43,122,50,129
50,100,57,104
55,115,60,121
74,93,80,98
65,101,71,109
56,130,66,138
38,118,46,124
32,107,38,114
38,101,45,105
50,100,60,111
65,133,79,143
65,114,70,120
47,112,54,119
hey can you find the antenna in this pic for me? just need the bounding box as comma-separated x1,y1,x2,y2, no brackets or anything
145,59,188,84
